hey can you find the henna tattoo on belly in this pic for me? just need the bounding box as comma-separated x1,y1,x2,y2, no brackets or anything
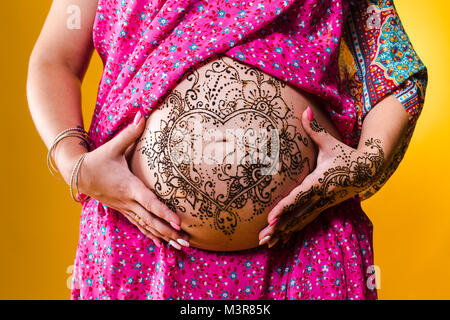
136,56,312,238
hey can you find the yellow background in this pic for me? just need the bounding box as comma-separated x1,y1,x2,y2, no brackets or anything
1,0,449,299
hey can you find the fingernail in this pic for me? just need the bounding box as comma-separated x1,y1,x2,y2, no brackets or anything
153,239,162,247
269,217,279,227
169,240,182,250
306,106,314,121
133,110,142,126
177,238,190,247
259,235,271,246
170,221,181,231
268,237,279,248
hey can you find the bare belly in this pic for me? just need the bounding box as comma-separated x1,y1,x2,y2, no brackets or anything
130,55,342,251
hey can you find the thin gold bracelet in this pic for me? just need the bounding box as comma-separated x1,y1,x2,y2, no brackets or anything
47,128,91,180
75,152,90,202
48,133,90,179
47,128,89,172
69,152,90,203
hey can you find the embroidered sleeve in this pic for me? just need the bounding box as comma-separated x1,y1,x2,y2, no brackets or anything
341,0,428,200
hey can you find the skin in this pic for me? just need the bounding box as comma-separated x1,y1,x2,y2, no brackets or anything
27,0,410,250
258,95,410,247
27,0,189,249
129,55,341,251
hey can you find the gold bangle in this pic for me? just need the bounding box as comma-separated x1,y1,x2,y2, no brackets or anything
47,128,91,180
69,152,89,203
48,133,90,179
75,152,90,203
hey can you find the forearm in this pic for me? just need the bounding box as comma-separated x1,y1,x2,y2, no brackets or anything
26,0,98,184
357,94,410,170
27,59,88,183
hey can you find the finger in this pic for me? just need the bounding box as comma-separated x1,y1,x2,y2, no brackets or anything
135,224,162,248
276,201,316,233
258,224,276,243
290,208,322,234
260,175,319,244
121,210,162,247
267,236,280,249
267,176,316,224
124,139,138,165
146,213,190,247
137,222,170,245
140,223,185,251
110,110,146,155
259,212,285,239
258,196,313,241
123,208,180,249
302,107,337,149
131,177,183,228
130,201,190,248
258,234,272,246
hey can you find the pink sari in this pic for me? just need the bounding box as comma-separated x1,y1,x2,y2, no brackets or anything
70,0,427,300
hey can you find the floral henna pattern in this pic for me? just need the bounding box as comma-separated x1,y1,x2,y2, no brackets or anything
280,138,385,234
310,119,327,133
137,56,311,237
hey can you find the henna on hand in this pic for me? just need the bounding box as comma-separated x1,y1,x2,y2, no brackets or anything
279,135,385,235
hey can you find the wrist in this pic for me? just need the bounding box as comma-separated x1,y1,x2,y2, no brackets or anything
53,137,89,184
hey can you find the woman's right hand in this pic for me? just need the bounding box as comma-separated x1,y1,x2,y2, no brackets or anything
73,112,190,250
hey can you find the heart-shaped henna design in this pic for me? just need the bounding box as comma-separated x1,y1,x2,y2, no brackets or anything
137,57,312,238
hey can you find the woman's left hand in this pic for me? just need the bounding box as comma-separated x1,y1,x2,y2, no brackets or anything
258,107,387,248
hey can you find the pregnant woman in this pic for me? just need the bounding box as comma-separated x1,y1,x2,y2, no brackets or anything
27,0,427,299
